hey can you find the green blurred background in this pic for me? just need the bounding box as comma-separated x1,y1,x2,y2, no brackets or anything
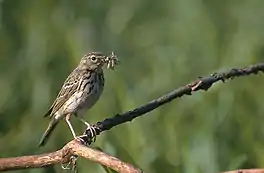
0,0,264,173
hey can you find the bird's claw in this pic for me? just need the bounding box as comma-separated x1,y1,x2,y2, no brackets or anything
75,136,86,145
61,163,70,170
61,155,78,170
87,125,97,143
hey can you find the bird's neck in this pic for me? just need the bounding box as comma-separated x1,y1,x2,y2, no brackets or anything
76,66,103,73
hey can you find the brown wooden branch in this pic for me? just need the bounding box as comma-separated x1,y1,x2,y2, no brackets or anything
222,169,264,173
1,63,264,172
0,140,142,173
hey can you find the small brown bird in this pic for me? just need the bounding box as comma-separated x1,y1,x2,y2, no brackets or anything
39,52,118,146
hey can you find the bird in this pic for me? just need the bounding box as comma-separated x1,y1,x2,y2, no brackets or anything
39,52,118,147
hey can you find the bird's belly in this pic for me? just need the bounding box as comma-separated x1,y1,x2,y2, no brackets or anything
76,85,104,115
81,91,101,110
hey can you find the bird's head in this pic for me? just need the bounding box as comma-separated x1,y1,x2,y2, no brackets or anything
79,52,119,71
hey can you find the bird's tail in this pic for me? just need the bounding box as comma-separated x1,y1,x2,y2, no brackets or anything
38,118,59,147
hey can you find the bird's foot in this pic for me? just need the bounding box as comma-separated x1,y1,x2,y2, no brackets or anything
76,117,97,143
86,125,97,142
74,136,86,145
61,163,70,170
61,155,78,171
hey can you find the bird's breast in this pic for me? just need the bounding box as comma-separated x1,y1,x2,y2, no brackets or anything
77,72,104,114
60,71,104,116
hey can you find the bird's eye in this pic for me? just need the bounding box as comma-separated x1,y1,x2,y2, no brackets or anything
90,56,97,62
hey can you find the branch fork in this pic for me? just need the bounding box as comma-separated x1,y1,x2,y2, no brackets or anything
1,63,264,172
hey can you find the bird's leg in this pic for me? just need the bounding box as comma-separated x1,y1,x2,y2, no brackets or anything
66,114,77,138
66,114,85,144
76,116,96,142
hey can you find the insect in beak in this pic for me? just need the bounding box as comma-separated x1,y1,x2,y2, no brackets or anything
105,52,119,70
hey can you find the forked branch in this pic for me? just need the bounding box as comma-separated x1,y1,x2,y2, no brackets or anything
0,63,264,172
0,140,142,173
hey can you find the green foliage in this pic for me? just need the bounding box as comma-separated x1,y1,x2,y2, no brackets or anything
0,0,264,172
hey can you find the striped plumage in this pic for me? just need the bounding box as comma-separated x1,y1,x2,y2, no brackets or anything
39,52,109,146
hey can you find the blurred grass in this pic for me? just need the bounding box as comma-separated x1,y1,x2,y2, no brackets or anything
0,0,264,173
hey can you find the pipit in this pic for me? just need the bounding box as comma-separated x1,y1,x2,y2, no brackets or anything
39,52,118,146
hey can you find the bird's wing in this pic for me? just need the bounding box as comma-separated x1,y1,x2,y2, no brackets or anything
44,69,82,118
